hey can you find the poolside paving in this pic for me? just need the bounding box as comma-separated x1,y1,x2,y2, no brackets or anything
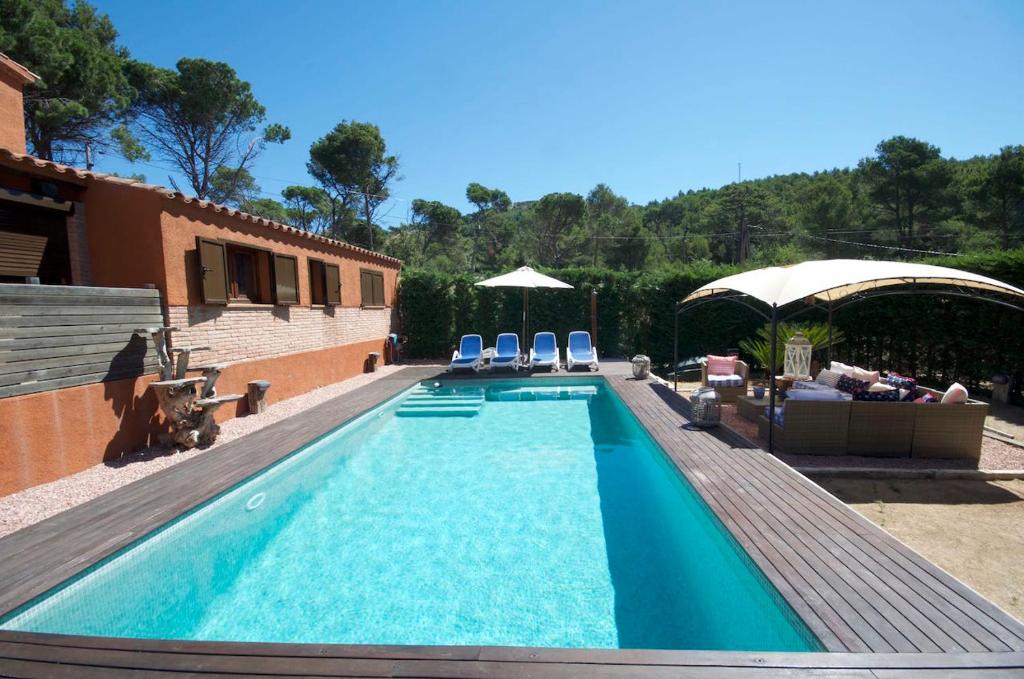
1,360,1023,677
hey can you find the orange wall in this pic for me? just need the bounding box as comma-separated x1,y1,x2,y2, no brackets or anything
83,181,167,290
0,69,27,154
158,201,399,308
0,338,392,496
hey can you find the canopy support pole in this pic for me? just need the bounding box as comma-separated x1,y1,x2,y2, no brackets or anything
768,304,779,455
827,303,834,365
673,302,680,392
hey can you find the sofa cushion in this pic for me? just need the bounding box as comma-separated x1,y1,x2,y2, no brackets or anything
765,406,784,427
852,367,880,385
941,382,969,404
707,355,737,376
868,382,896,393
830,361,856,377
815,368,842,388
836,374,870,396
786,387,851,401
914,393,939,404
708,373,744,388
886,373,919,401
854,388,900,401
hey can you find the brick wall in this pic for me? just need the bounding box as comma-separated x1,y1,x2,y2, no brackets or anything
166,305,392,366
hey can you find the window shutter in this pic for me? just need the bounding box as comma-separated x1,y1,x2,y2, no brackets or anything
273,254,298,305
197,237,229,304
325,264,341,305
372,272,385,306
360,270,372,305
0,230,47,277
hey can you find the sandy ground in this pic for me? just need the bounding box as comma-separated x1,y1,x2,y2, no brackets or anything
0,364,411,539
815,477,1024,624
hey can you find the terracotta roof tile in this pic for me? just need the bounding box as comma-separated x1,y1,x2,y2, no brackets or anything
0,53,39,84
0,148,402,266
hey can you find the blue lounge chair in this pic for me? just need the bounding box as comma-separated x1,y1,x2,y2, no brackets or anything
566,331,599,371
529,332,560,371
489,333,521,371
448,334,483,372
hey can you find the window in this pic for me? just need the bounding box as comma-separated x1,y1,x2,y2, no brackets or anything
227,246,259,302
360,268,385,307
196,238,271,305
309,259,341,306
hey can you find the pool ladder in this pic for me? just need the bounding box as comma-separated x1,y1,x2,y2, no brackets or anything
395,385,484,418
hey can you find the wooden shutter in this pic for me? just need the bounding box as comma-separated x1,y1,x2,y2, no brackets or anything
272,254,298,305
360,270,372,305
325,264,341,305
196,237,229,305
372,271,385,306
0,230,47,277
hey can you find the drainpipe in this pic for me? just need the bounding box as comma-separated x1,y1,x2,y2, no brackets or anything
768,304,779,454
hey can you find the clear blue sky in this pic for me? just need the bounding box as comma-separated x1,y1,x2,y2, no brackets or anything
91,0,1024,226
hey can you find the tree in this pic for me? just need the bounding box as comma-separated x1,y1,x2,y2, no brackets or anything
796,174,853,256
533,192,585,267
240,197,288,223
972,145,1024,249
585,184,629,267
411,199,462,254
466,182,511,212
208,166,259,206
858,136,953,251
465,182,514,271
282,185,337,236
0,0,141,163
128,58,289,200
308,121,399,250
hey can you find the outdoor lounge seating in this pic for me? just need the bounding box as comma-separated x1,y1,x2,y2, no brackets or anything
529,332,560,371
489,333,522,371
448,334,483,372
700,356,750,403
757,386,989,459
566,331,599,371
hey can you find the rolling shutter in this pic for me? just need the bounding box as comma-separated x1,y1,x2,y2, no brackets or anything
197,237,229,305
325,263,341,305
0,230,47,277
273,254,299,305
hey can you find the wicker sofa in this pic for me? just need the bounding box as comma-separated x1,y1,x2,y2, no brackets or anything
700,359,750,403
757,387,989,459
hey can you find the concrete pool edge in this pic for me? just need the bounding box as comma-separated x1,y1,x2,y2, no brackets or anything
1,361,1023,676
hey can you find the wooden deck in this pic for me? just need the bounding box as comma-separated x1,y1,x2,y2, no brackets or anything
1,361,1023,677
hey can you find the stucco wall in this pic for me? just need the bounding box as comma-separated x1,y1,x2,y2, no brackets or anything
0,69,27,154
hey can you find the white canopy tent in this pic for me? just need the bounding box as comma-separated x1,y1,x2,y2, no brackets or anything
475,266,573,348
674,259,1024,452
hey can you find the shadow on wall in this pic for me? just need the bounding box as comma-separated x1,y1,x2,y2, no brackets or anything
101,335,164,462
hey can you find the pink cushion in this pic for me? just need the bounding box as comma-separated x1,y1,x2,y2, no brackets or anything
707,355,737,376
941,382,969,404
852,367,880,385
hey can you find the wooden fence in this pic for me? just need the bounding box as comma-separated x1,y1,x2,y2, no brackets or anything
0,284,164,398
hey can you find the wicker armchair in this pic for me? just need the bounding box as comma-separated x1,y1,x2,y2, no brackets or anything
700,359,750,403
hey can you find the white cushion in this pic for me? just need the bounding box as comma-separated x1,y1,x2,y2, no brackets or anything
707,373,744,388
868,382,896,393
941,382,969,404
830,361,855,377
853,367,880,385
786,387,851,401
815,368,841,388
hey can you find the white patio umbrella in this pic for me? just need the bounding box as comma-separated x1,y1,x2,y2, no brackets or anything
475,266,574,348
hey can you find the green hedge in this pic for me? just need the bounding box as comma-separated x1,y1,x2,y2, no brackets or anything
397,250,1024,393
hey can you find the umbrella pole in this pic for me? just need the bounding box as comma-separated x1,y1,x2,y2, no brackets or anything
768,304,778,454
522,288,528,352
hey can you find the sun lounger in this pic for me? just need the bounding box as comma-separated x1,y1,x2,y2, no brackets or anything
489,333,522,371
566,331,599,371
529,332,560,371
448,334,483,372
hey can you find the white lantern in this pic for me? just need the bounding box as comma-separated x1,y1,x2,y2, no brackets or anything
783,331,813,380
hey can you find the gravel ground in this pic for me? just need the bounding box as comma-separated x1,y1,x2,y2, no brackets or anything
0,365,411,539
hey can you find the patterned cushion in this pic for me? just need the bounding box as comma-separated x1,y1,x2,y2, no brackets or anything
706,355,737,376
836,374,870,397
765,406,784,427
914,394,939,404
815,368,842,388
708,373,744,388
854,388,900,401
886,373,919,401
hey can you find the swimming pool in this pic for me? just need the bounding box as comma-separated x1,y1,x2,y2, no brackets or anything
0,377,820,652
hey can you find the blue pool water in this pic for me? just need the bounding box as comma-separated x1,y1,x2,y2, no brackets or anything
0,378,820,651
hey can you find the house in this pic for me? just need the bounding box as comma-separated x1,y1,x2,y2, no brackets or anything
0,54,402,495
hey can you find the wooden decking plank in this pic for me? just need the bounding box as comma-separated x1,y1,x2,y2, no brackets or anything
607,378,1024,654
